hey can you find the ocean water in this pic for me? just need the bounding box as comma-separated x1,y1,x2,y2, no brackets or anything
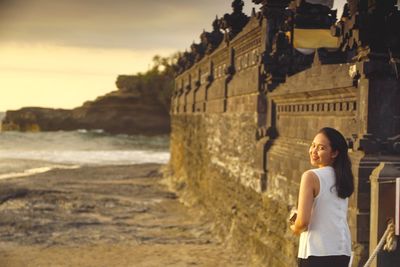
0,130,170,179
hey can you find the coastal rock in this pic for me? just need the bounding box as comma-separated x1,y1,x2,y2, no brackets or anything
1,90,170,135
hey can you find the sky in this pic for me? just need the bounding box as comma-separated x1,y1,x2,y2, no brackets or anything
0,0,346,111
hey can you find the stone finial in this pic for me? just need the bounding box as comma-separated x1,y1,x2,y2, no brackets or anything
199,16,223,55
190,42,205,63
312,49,321,66
178,51,194,71
219,0,249,40
232,0,244,12
212,16,219,31
251,7,256,17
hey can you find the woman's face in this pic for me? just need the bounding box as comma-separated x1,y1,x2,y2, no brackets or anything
309,133,338,168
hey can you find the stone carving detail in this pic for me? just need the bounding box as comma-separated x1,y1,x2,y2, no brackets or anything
294,0,337,29
387,135,400,154
190,43,205,63
252,1,292,91
332,0,400,63
263,31,292,90
352,133,400,155
254,0,341,91
277,101,357,114
236,48,261,72
234,27,262,73
200,17,224,55
253,0,291,43
175,51,195,75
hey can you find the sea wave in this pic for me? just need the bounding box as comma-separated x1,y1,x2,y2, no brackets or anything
0,131,170,178
0,150,170,165
0,131,170,151
0,165,80,180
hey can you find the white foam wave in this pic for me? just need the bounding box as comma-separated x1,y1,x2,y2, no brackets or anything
0,150,170,165
0,165,80,180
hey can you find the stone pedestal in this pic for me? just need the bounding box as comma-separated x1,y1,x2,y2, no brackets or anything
369,162,400,267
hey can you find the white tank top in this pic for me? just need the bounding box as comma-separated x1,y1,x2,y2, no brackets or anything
298,166,351,258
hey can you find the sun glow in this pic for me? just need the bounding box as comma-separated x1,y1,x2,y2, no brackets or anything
0,43,175,111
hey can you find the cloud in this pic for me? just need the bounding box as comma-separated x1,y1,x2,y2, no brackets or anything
0,0,257,50
0,42,175,76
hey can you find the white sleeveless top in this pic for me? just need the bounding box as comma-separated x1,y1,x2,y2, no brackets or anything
298,166,351,258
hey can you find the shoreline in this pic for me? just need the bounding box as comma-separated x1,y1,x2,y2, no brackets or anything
0,163,246,266
0,165,81,180
0,157,169,180
0,158,81,178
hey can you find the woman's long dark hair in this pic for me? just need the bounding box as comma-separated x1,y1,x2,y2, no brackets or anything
318,127,354,199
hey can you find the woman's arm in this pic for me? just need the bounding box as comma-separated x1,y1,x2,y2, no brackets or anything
290,170,318,235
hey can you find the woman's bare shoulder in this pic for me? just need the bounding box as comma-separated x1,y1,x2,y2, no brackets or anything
302,169,318,179
301,170,320,197
301,170,319,186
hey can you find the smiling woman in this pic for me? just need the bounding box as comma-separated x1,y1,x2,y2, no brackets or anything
290,127,354,267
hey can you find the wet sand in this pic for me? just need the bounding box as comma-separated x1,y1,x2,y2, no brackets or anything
0,164,246,267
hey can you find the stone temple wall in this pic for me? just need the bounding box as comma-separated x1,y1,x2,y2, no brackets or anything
169,1,400,266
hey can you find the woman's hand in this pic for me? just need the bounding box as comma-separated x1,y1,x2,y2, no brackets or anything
290,222,307,235
289,210,305,235
290,224,299,235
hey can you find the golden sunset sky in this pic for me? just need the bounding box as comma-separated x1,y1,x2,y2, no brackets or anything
0,0,346,111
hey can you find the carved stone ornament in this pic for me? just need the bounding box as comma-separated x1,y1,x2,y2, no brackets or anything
200,16,224,55
219,0,249,40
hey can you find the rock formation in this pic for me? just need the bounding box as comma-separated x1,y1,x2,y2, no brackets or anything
2,73,172,135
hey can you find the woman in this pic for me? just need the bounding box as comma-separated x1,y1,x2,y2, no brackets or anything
290,127,354,267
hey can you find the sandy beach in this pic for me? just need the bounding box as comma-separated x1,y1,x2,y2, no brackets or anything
0,163,246,267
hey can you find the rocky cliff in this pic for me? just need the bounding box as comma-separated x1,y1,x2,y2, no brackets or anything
2,56,174,135
1,90,170,135
0,112,5,131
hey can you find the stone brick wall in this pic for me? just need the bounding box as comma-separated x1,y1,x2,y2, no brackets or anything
169,112,299,266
